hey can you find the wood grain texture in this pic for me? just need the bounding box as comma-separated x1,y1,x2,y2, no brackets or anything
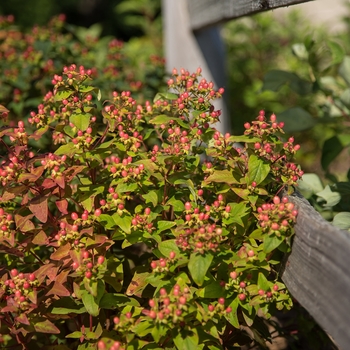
282,191,350,350
187,0,313,31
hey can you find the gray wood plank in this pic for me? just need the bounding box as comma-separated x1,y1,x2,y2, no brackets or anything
188,0,313,31
281,191,350,350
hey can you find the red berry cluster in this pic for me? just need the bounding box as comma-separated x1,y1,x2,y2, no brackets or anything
176,223,225,254
105,155,145,180
54,220,82,247
131,207,154,233
71,251,105,280
0,148,23,186
40,153,67,180
0,208,14,244
245,111,304,185
150,251,176,273
206,297,232,319
97,339,125,350
257,196,298,235
1,269,38,312
142,284,191,324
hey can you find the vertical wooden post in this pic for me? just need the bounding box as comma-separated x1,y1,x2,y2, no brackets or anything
162,0,230,133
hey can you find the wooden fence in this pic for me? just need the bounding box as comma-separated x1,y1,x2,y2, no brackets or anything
163,1,350,349
283,192,350,350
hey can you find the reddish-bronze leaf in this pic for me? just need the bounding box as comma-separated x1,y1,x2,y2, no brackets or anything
46,281,70,297
64,165,86,182
0,245,23,257
34,263,57,284
1,305,18,313
27,289,37,304
18,166,44,183
16,313,30,325
42,178,57,189
53,174,65,189
56,270,70,284
1,191,15,201
32,230,48,245
15,214,35,232
34,319,60,334
51,243,71,261
56,199,68,214
31,126,49,140
29,194,49,223
0,104,9,114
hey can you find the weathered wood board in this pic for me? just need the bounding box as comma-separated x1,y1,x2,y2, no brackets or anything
188,0,314,31
282,191,350,350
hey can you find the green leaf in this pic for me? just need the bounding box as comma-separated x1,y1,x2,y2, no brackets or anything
99,293,139,309
204,169,240,185
166,196,185,212
321,135,350,171
188,253,213,286
263,234,283,253
34,319,60,334
158,239,180,257
157,220,176,233
151,324,162,343
226,298,240,328
339,56,350,86
262,70,312,95
173,329,199,350
197,280,223,298
113,213,132,234
223,202,249,227
99,214,116,230
50,298,86,315
81,280,104,316
328,40,345,65
149,114,173,125
154,92,178,101
316,185,341,208
292,43,308,60
298,173,324,198
116,182,138,193
70,112,91,131
132,320,153,337
257,272,270,291
142,191,158,207
247,155,270,186
277,107,316,133
55,143,78,157
66,331,83,339
333,212,350,230
227,135,261,144
340,88,350,108
54,90,74,102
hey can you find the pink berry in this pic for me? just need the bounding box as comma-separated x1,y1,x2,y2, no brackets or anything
218,297,225,305
238,293,246,301
97,256,105,264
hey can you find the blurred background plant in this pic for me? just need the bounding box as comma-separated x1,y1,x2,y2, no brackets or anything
222,5,350,230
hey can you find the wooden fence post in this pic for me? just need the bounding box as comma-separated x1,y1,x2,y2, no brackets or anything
282,192,350,350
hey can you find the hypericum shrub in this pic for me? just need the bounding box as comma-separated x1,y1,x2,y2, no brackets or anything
0,14,165,122
0,65,303,349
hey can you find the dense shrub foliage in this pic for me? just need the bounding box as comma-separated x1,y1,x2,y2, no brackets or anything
0,14,164,124
0,63,304,349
